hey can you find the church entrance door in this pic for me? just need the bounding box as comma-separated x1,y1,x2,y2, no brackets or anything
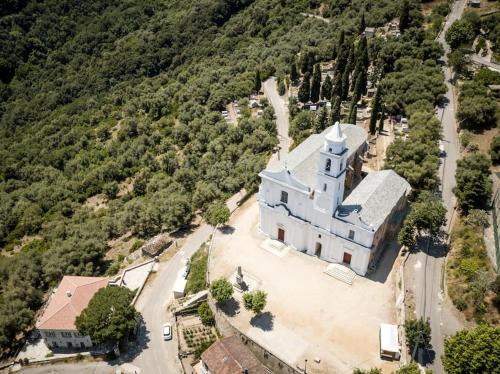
278,228,285,242
342,252,352,265
315,242,322,257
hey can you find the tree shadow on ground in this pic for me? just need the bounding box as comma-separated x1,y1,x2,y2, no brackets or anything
219,298,240,317
250,312,274,331
412,235,448,259
110,315,150,364
219,225,235,235
416,347,436,366
170,223,199,239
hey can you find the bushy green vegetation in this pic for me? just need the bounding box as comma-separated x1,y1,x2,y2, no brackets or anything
447,220,498,323
197,302,214,326
242,290,267,314
203,202,230,227
1,0,343,351
404,317,432,354
398,191,446,249
75,286,137,344
185,243,208,295
454,152,492,214
443,325,500,374
445,12,481,50
385,109,442,192
209,277,233,304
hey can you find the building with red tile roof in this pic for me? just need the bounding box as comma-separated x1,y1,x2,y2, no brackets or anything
36,276,108,349
199,336,268,374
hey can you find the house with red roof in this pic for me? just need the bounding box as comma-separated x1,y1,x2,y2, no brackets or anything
36,276,109,349
197,336,269,374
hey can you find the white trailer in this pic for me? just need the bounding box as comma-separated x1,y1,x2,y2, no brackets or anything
379,323,401,360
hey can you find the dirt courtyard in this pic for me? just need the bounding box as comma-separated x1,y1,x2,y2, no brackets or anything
210,196,402,373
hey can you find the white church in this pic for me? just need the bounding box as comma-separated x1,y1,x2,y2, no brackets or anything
258,122,411,276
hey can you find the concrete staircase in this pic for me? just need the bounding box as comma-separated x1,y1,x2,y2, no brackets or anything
324,263,357,285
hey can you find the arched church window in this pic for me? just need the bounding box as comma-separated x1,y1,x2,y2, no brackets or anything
325,158,331,172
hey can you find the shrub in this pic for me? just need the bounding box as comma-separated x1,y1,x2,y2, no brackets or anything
130,239,144,254
199,304,215,326
453,297,467,311
242,290,267,314
490,135,500,165
210,278,233,304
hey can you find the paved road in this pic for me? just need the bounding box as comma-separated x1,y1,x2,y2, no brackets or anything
131,224,213,374
470,54,500,72
262,77,291,158
411,1,466,372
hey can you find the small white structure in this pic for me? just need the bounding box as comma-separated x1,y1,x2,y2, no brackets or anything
258,122,410,275
364,27,376,38
173,277,187,299
379,323,401,360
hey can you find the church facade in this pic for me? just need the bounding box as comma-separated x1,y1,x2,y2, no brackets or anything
258,122,410,275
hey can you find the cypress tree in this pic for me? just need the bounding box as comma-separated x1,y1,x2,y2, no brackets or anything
359,12,366,34
298,73,311,103
348,103,357,124
378,107,385,133
314,106,328,133
345,43,355,74
369,86,381,135
290,61,299,84
300,51,314,74
320,75,332,100
255,69,262,92
400,0,410,33
359,36,369,69
341,69,350,100
278,80,286,96
353,67,367,99
332,72,342,98
310,64,321,103
330,95,341,125
337,30,345,53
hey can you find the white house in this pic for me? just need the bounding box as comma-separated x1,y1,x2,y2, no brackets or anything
258,122,410,275
36,276,109,349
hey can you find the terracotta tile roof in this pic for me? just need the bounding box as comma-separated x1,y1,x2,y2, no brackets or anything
36,276,108,331
201,335,268,374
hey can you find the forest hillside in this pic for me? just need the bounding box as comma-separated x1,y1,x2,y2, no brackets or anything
0,0,404,353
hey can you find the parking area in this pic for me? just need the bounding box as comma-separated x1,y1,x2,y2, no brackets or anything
210,196,401,373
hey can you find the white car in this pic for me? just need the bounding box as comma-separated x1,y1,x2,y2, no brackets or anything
162,322,172,340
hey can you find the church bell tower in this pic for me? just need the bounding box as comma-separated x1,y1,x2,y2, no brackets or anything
313,122,348,222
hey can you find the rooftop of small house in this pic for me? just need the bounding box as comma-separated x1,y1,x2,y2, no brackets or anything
36,276,109,331
201,335,268,374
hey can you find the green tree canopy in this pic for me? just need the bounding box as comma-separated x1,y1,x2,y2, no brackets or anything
454,152,492,214
254,69,262,92
310,64,321,103
445,19,476,50
75,286,137,344
298,73,311,103
491,135,500,165
443,325,500,374
404,318,431,355
242,290,267,314
210,278,233,304
203,201,230,227
320,75,332,100
197,302,214,326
